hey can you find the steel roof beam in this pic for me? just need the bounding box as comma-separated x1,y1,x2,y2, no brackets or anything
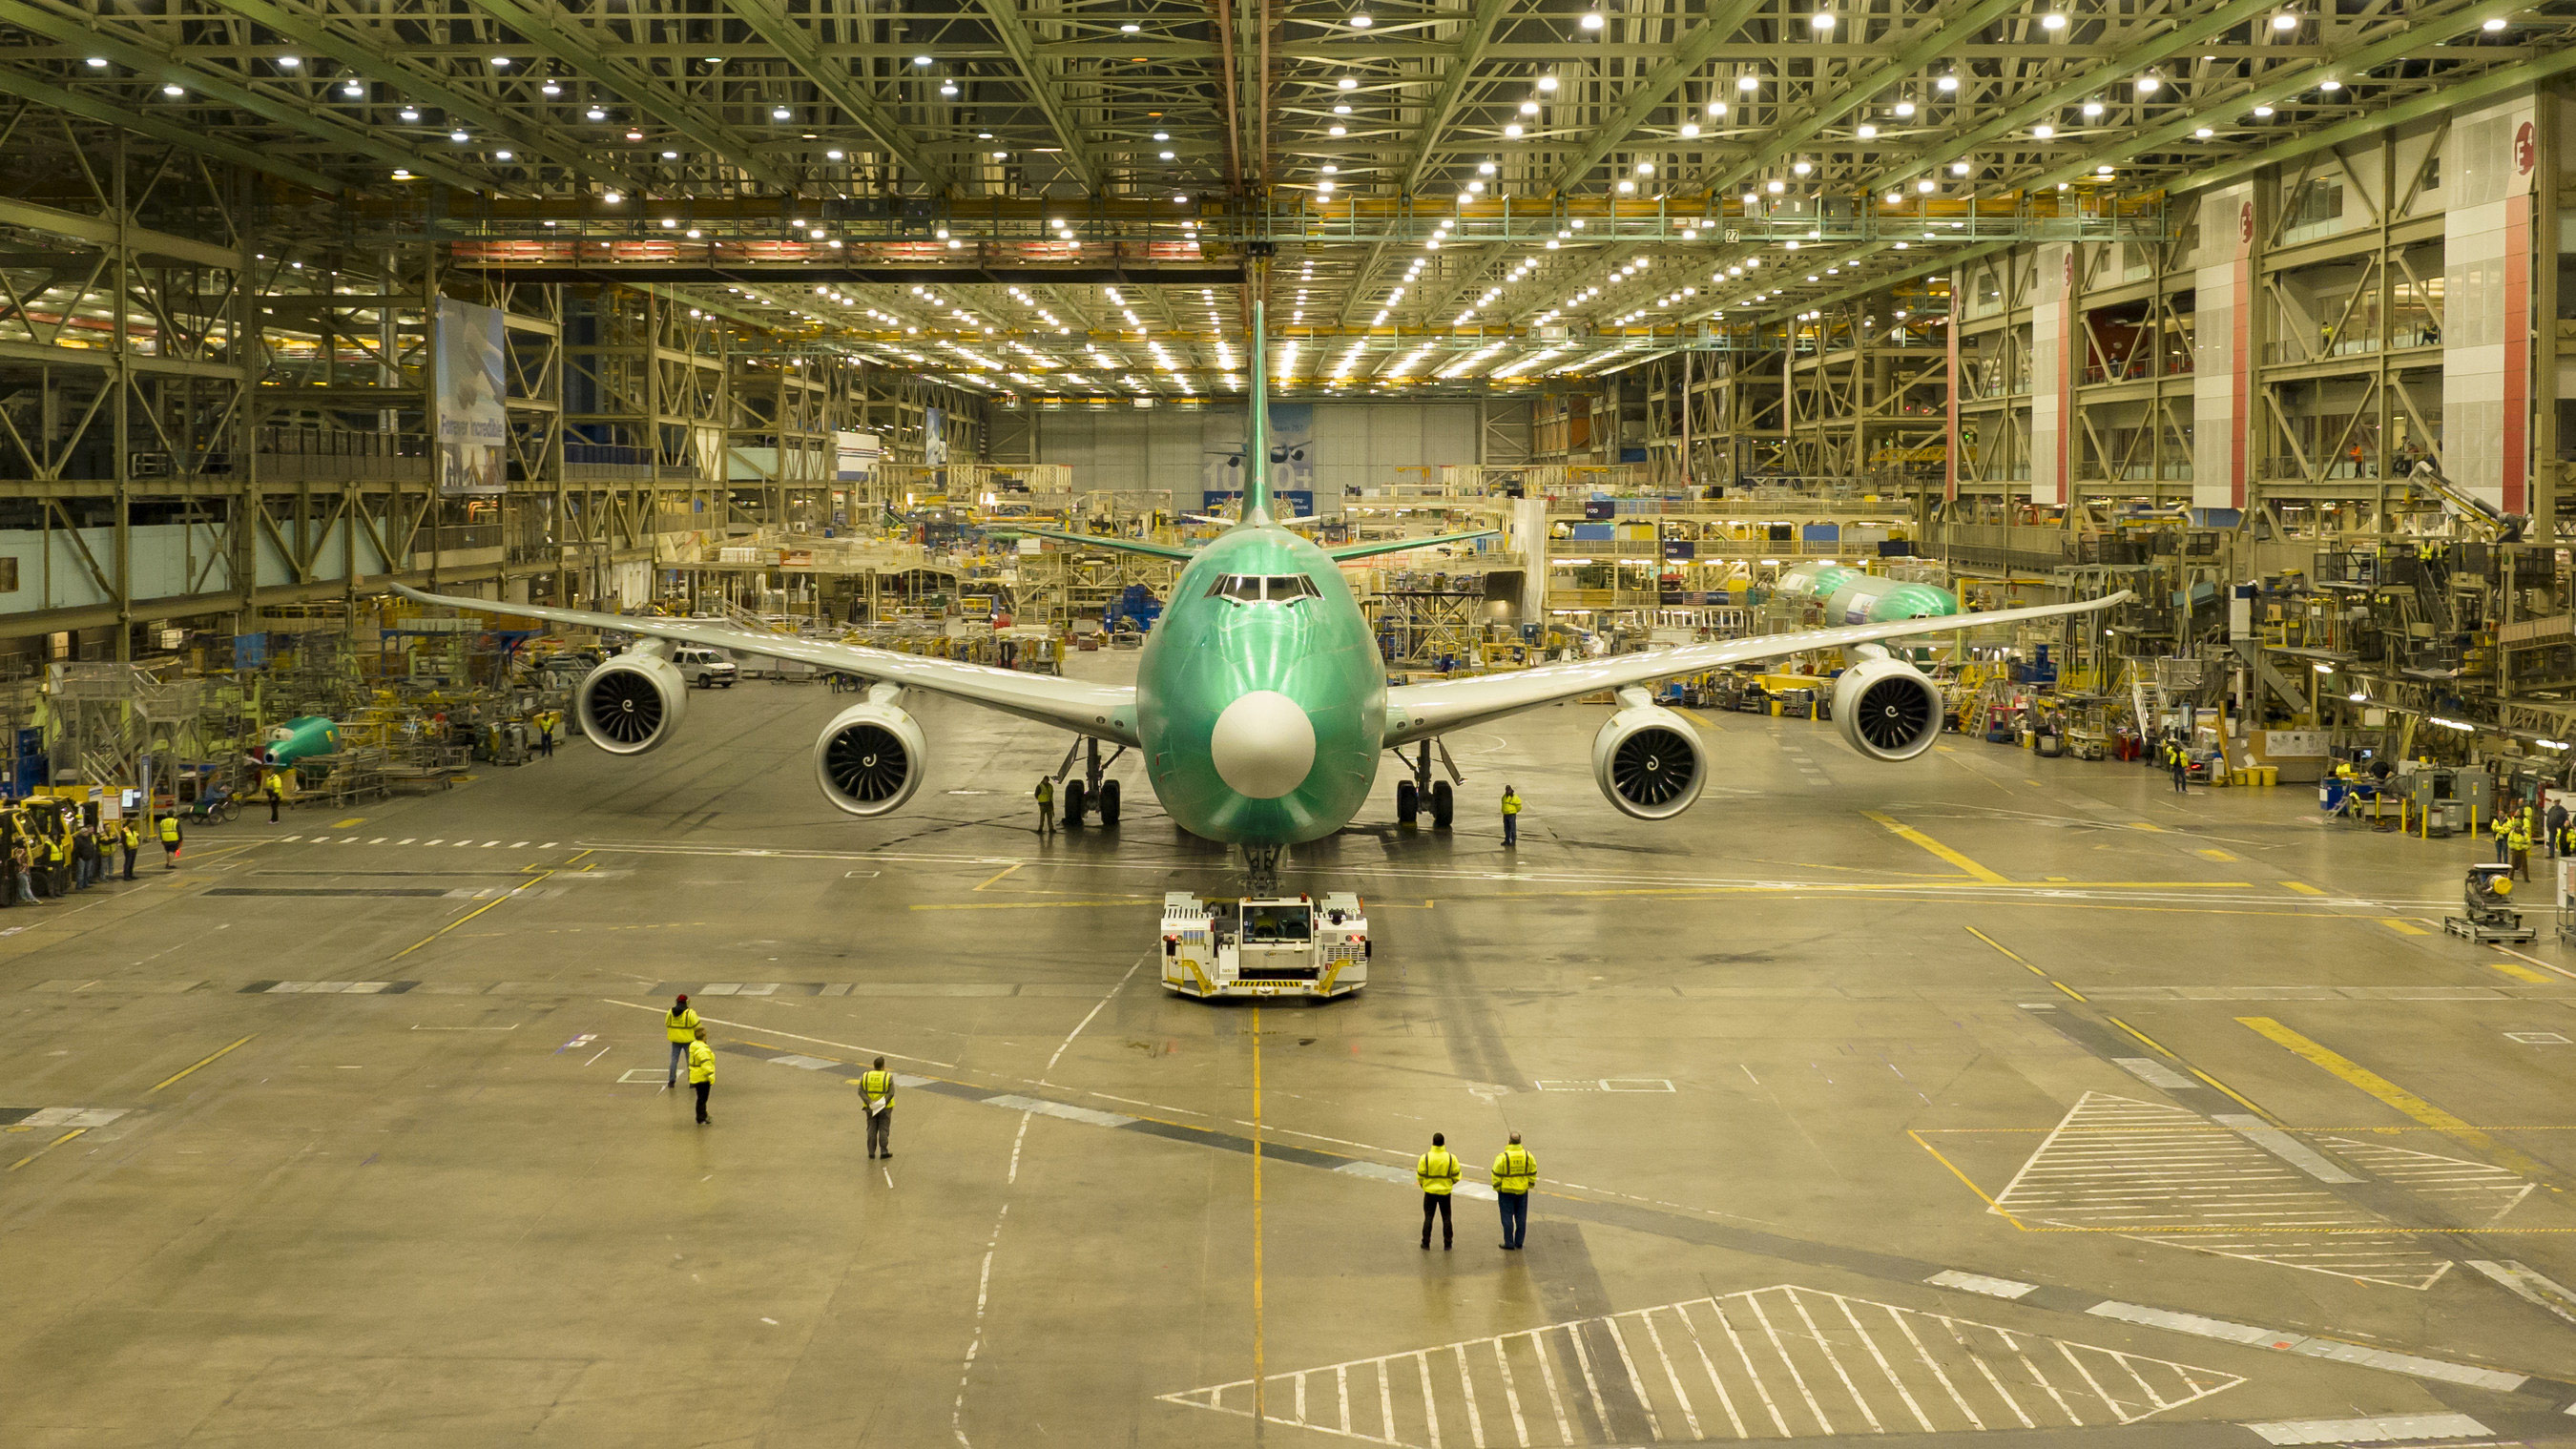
0,0,483,190
1545,0,1769,196
727,0,954,195
453,0,797,191
0,68,342,194
968,0,1108,194
199,0,635,191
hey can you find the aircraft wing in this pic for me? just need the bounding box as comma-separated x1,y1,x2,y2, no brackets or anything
1381,591,2130,746
1325,529,1499,562
390,585,1140,744
1012,528,1197,561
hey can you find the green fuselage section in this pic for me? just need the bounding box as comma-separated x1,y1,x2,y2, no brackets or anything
1134,524,1387,845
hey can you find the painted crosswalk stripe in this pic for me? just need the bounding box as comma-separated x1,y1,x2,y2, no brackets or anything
280,835,301,842
425,838,443,846
370,838,385,844
540,841,557,848
1163,1286,2242,1444
399,838,415,844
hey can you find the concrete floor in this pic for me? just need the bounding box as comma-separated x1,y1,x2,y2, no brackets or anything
10,652,2576,1446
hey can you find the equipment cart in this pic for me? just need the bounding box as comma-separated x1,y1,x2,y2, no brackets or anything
1161,892,1368,999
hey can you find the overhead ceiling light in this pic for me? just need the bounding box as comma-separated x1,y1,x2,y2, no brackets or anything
1936,72,1959,92
1856,122,1877,138
1917,177,1937,192
1160,150,1175,159
1338,76,1358,90
2252,103,2274,116
2031,123,2054,138
1949,159,1970,175
1506,122,1525,137
84,55,106,67
586,106,605,120
1808,9,1834,30
2193,125,2214,137
162,82,184,96
1706,100,1727,116
939,82,958,96
603,190,622,202
450,129,468,141
914,54,933,66
1681,121,1700,137
2080,98,2104,116
2483,13,2507,28
662,149,678,158
2038,10,2066,30
2135,69,2160,93
1581,10,1605,28
276,54,301,68
489,55,509,67
1120,20,1141,31
2319,75,2342,91
1738,72,1761,91
1349,10,1372,25
1893,98,1916,116
342,80,364,96
494,149,513,159
773,106,792,120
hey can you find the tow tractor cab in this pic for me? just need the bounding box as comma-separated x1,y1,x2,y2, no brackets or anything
1160,891,1368,999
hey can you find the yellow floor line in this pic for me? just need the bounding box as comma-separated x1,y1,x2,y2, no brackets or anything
2281,880,2324,895
2379,917,2430,937
152,1034,254,1092
2195,847,2241,862
2237,1016,2560,1183
6,1127,84,1171
2488,961,2555,984
1860,811,2008,883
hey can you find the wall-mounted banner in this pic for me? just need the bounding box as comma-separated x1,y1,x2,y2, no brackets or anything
434,299,507,496
2444,93,2538,514
834,430,881,482
924,407,948,466
2192,182,2255,509
2029,243,2073,507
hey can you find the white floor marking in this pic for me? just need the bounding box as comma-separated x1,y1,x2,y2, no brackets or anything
1988,1092,2528,1290
2243,1413,2491,1444
1163,1287,2243,1445
2464,1259,2576,1326
2084,1302,2526,1392
1925,1271,2036,1300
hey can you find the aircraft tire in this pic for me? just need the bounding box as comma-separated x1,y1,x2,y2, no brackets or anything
1099,778,1121,827
1395,779,1419,823
1064,777,1089,826
1430,780,1454,829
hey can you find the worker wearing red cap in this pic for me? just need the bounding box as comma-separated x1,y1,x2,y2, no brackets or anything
664,994,700,1089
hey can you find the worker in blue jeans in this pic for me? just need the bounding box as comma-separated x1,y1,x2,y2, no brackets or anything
1492,1132,1537,1251
664,994,700,1088
1501,785,1521,847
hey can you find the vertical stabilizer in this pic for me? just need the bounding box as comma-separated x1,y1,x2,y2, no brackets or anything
1241,300,1273,524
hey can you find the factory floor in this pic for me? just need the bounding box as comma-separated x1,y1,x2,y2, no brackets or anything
10,655,2576,1447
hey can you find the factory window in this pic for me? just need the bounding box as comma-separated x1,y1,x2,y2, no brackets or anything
1208,574,1319,604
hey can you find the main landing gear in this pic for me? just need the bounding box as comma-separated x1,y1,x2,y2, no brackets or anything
1055,736,1126,828
1391,740,1456,829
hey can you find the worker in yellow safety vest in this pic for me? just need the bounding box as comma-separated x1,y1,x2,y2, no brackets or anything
663,994,699,1088
859,1056,896,1158
687,1026,716,1125
156,814,182,870
1417,1131,1463,1250
118,818,139,880
2492,811,2515,866
1492,1132,1538,1251
2508,813,2534,882
1500,785,1522,848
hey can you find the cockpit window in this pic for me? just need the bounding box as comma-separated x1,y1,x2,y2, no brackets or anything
1207,574,1320,605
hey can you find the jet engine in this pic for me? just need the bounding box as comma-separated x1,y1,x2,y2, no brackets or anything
814,699,926,817
1833,653,1943,761
576,652,687,756
1590,701,1707,820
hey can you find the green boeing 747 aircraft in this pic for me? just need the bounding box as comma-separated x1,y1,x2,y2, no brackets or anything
394,303,2125,914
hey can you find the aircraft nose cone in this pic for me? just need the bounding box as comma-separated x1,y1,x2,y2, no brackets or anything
1211,690,1317,799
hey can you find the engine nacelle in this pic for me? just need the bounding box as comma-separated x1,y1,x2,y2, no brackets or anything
576,652,687,756
815,700,926,817
1833,653,1944,761
1590,704,1707,820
